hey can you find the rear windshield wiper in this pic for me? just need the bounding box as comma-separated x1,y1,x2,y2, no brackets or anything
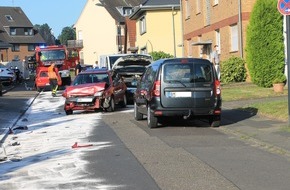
167,80,187,87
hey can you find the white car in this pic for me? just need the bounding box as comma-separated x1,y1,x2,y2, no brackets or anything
0,66,16,86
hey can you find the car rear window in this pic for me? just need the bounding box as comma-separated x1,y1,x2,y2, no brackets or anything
40,71,48,77
163,62,212,83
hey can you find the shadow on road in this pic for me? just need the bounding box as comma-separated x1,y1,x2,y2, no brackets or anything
221,107,258,126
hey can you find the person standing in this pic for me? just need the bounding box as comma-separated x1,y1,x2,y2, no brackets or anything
75,60,82,75
48,63,61,97
93,61,99,69
212,45,221,80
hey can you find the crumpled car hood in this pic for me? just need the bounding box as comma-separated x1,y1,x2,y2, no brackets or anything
63,82,106,97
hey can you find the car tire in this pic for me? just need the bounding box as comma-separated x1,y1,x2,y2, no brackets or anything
106,97,115,112
134,102,143,120
120,94,127,108
209,115,220,127
65,110,73,115
147,106,158,128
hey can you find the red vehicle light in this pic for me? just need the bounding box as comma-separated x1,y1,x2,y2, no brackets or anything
154,110,163,116
214,109,221,114
214,80,221,95
152,80,161,96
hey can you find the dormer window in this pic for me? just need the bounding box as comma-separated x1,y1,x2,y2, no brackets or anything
5,15,13,21
24,28,33,36
123,7,132,16
10,28,16,35
116,6,132,16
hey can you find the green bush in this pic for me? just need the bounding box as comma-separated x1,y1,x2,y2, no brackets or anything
245,0,284,88
149,51,174,61
220,56,247,83
272,72,287,84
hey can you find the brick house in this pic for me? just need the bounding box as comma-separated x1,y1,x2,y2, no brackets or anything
0,7,45,62
182,0,256,61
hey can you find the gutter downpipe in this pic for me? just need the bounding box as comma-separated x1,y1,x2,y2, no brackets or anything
238,0,243,58
180,0,184,57
172,6,177,58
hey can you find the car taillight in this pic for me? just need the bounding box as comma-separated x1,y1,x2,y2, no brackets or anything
152,80,161,97
214,80,221,95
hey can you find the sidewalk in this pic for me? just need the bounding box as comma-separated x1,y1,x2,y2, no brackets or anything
221,96,290,160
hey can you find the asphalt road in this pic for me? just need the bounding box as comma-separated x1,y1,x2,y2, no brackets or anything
101,111,290,190
0,81,38,136
2,82,290,189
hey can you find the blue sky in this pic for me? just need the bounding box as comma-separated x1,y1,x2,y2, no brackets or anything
1,0,87,37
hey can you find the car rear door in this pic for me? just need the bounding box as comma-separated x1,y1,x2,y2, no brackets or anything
160,59,215,110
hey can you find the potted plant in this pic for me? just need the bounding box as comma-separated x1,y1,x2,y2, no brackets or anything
272,73,287,93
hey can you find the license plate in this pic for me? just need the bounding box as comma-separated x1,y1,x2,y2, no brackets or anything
77,97,93,102
166,91,191,98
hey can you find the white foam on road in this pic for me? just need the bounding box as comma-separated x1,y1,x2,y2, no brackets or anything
0,91,123,190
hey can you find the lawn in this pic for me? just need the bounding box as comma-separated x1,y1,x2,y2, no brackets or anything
222,82,288,121
221,82,287,101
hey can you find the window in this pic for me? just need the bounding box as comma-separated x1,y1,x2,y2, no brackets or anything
230,24,238,52
28,44,35,51
140,47,147,54
123,7,132,16
163,63,212,83
5,15,13,21
213,0,219,6
25,28,33,36
12,44,20,52
10,28,16,36
77,31,83,40
205,0,211,26
117,26,121,35
196,0,201,14
139,16,146,34
185,0,191,19
215,29,221,54
198,36,202,58
187,39,192,57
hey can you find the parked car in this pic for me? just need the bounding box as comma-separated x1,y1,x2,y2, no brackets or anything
112,54,153,103
0,66,16,86
134,58,222,128
62,68,127,115
34,67,62,92
0,78,2,96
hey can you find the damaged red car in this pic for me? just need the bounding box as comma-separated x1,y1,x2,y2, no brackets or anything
62,68,127,115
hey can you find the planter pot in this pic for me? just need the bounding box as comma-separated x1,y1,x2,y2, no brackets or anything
273,83,285,93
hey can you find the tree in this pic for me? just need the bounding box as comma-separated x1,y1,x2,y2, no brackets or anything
34,23,55,45
58,26,76,45
149,51,174,61
246,0,284,87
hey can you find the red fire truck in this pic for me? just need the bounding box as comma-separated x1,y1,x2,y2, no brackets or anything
33,44,81,92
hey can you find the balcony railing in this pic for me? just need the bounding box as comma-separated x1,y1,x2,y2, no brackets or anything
67,40,83,49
